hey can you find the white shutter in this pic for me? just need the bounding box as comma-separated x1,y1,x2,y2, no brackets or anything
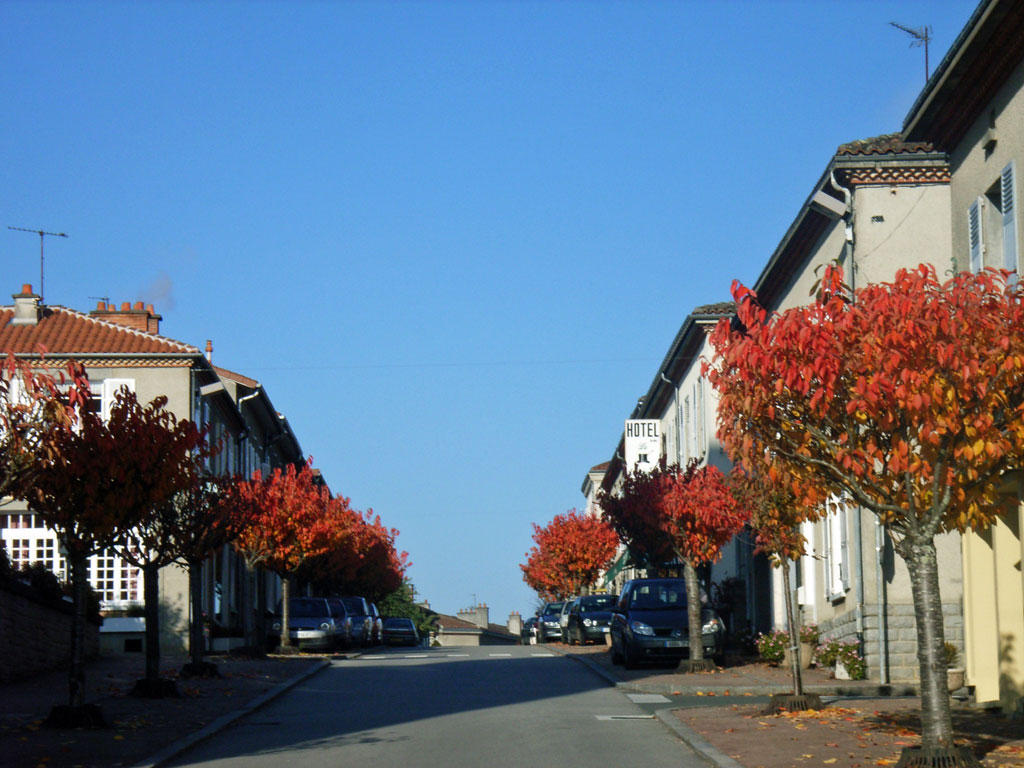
1002,162,1018,273
101,378,135,421
697,377,706,457
969,197,985,274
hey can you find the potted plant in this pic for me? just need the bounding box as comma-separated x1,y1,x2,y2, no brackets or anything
755,629,788,666
944,642,965,693
798,623,819,669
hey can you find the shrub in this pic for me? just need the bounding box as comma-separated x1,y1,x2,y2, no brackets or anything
755,629,788,665
798,622,819,645
18,561,63,603
815,638,866,680
943,642,960,668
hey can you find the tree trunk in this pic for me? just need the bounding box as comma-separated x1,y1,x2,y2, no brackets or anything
143,562,161,682
684,560,704,661
254,568,267,657
902,533,954,748
188,558,204,668
781,561,804,696
280,575,291,648
68,550,89,708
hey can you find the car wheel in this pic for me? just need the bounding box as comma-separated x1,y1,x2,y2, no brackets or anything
623,639,640,670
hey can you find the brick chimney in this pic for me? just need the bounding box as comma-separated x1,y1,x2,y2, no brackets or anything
10,284,41,326
90,300,161,334
457,603,489,629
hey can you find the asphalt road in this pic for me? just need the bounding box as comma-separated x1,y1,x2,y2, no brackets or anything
165,645,711,767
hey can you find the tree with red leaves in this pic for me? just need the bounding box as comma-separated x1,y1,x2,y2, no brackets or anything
708,264,1024,759
599,461,747,665
234,461,342,650
28,383,205,720
315,509,408,602
520,509,619,601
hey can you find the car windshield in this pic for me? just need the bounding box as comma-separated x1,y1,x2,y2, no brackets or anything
289,599,328,618
383,618,413,629
341,598,365,614
579,596,616,612
543,602,564,615
628,582,687,609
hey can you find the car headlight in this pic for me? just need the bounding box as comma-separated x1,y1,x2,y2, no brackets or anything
629,620,655,636
320,622,332,631
702,616,725,635
544,620,558,627
583,618,594,627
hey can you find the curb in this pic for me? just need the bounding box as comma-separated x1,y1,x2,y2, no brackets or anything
131,658,331,768
656,709,746,768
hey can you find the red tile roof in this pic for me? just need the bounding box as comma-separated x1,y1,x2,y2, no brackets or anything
0,306,197,357
213,365,259,388
837,133,935,156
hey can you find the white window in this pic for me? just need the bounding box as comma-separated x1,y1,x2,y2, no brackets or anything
89,548,140,606
0,514,67,580
822,504,849,601
101,378,135,421
970,163,1020,276
682,395,692,463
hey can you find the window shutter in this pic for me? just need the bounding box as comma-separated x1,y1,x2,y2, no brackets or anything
682,396,691,463
101,378,135,422
1002,162,1018,273
969,197,984,274
839,507,850,590
696,379,705,457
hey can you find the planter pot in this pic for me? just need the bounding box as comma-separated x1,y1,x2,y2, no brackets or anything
783,642,816,670
835,660,851,680
947,667,965,692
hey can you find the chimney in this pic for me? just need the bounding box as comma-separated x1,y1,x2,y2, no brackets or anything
10,284,41,326
507,611,522,637
89,299,162,334
473,603,489,629
205,340,213,363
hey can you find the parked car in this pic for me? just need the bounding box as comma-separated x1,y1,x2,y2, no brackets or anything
565,593,618,645
382,617,420,646
368,602,384,644
609,578,725,668
521,615,539,643
269,597,337,651
325,597,353,649
536,601,565,643
558,598,578,641
340,596,374,646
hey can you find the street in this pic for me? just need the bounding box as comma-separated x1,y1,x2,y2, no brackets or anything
166,646,708,767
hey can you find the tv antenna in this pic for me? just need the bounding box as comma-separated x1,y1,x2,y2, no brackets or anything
890,22,933,83
7,226,68,303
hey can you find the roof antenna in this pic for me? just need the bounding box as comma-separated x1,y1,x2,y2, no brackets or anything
7,226,69,304
890,22,933,84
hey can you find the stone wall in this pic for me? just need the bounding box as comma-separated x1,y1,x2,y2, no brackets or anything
0,582,100,682
818,601,963,683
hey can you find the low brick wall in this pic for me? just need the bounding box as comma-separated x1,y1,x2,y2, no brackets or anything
0,581,100,682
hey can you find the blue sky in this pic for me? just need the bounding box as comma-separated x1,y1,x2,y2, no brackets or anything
3,0,975,623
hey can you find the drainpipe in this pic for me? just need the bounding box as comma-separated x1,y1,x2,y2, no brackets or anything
832,171,868,661
876,521,890,684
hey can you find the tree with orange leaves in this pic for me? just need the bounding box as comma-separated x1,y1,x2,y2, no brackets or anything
317,510,408,602
520,509,618,601
234,461,342,650
599,461,747,667
28,384,205,721
708,264,1024,759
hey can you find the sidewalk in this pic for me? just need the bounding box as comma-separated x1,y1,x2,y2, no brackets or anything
548,642,1024,768
0,652,328,768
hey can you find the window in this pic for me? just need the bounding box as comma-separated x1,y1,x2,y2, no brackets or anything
968,162,1018,275
101,379,135,421
822,503,849,601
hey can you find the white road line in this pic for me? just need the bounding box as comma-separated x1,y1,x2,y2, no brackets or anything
626,693,671,704
446,653,470,657
404,654,429,659
488,653,512,657
531,653,555,657
361,655,387,660
595,715,656,721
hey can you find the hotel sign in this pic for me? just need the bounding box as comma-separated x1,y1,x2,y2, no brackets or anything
624,419,661,472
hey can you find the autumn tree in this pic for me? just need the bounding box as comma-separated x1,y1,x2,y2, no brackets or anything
708,264,1024,760
234,461,340,650
599,461,747,668
312,508,408,602
28,384,204,723
730,469,824,705
519,509,618,601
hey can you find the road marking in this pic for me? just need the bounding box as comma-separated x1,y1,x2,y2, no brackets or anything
595,715,656,721
626,693,671,704
488,653,512,657
361,655,387,660
446,653,470,657
531,653,555,657
404,654,429,659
